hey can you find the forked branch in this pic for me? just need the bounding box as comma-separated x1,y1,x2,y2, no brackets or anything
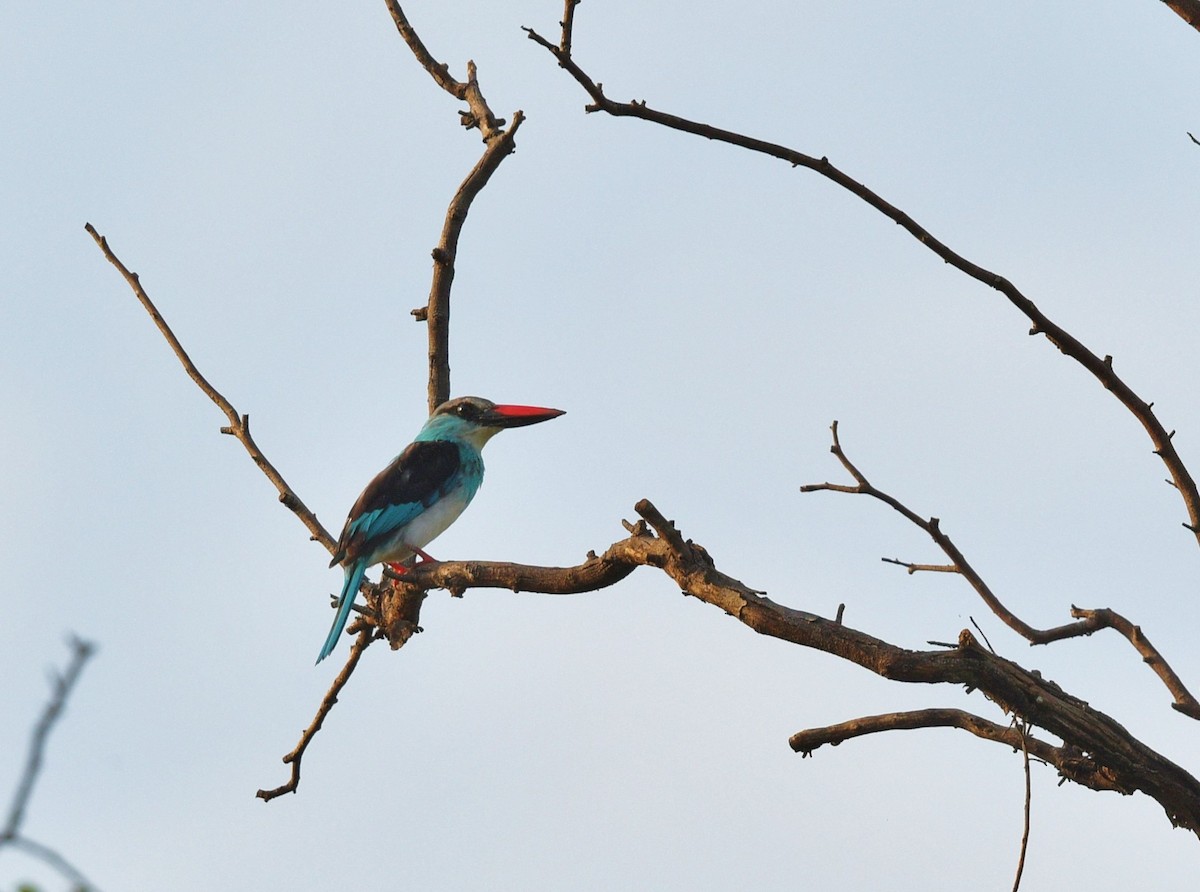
802,421,1200,719
384,0,525,411
525,5,1200,548
380,501,1200,835
89,222,1200,828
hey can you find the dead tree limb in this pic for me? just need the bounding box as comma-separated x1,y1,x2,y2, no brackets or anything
802,421,1200,719
84,223,336,555
374,501,1200,837
524,7,1200,549
1163,0,1200,34
88,221,1200,829
89,5,1200,838
384,0,525,413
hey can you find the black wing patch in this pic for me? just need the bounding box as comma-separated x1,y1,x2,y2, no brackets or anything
330,440,461,566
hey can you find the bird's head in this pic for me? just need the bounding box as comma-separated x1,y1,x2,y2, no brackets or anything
419,396,565,449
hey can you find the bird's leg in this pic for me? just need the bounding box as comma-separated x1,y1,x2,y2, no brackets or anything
411,545,438,564
387,545,439,575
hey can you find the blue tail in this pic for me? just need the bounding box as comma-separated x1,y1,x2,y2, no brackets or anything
317,561,368,664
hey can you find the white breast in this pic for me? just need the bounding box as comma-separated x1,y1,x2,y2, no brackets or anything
412,486,472,548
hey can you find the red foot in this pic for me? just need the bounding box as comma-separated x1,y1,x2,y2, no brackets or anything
387,547,439,575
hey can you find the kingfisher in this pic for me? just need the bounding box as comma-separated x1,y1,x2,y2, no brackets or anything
316,396,565,663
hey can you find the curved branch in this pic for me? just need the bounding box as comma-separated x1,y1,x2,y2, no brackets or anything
790,708,1126,803
259,535,642,796
524,12,1200,547
802,421,1200,720
624,499,1200,835
313,498,1200,835
84,224,337,554
383,1,465,100
791,709,1055,763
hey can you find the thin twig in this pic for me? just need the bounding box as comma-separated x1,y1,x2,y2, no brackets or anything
1,636,100,891
84,223,336,555
1012,721,1032,892
524,14,1200,548
803,421,1200,719
257,623,378,801
970,616,996,655
882,557,958,574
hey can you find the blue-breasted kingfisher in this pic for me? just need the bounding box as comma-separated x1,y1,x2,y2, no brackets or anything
316,396,565,663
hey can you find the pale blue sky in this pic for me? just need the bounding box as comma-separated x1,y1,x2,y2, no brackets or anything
4,2,1200,889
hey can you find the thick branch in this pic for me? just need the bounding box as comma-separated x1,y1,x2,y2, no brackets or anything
803,421,1200,719
84,224,337,554
627,500,1200,835
525,13,1200,548
1163,0,1200,33
324,499,1200,835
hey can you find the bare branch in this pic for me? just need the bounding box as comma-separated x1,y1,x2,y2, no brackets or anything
84,223,337,555
804,422,1200,719
525,15,1200,548
257,622,379,801
790,708,1056,761
1069,607,1200,719
383,2,525,411
420,106,525,411
383,1,465,99
1,636,100,891
256,524,644,794
788,707,1125,798
1163,1,1200,34
882,557,958,574
627,501,1200,834
558,0,581,56
333,499,1200,834
1012,721,1032,892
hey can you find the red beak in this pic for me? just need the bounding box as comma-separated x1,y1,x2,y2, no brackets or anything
486,404,566,428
